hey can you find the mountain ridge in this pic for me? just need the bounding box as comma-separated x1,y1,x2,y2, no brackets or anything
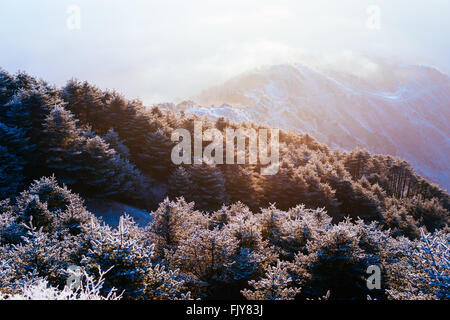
177,60,450,191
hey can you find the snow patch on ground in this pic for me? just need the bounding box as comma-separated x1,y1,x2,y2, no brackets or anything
184,104,252,123
85,198,151,227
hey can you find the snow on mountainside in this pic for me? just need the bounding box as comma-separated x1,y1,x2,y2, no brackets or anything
180,59,450,190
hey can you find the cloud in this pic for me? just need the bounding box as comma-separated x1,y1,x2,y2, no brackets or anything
319,51,380,78
1,0,449,104
198,6,294,26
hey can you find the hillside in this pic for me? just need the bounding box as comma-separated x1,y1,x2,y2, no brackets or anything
0,67,449,300
186,60,450,191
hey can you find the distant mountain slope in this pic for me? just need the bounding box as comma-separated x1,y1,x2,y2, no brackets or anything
185,60,450,190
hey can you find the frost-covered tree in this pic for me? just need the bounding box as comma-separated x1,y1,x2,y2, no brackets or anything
2,85,59,180
386,230,449,300
11,176,94,237
80,215,152,298
103,128,130,159
0,145,25,200
43,105,145,201
7,223,73,287
168,226,238,285
0,199,17,243
344,148,371,180
224,165,261,210
188,163,228,210
263,166,307,210
0,122,30,158
278,206,332,260
0,268,122,300
259,205,285,255
142,129,174,179
61,79,106,132
242,260,301,300
0,68,17,107
147,198,205,258
42,105,83,183
291,220,378,299
81,136,129,196
1,68,450,301
0,122,31,199
223,204,263,250
167,166,193,201
383,196,449,239
82,215,189,300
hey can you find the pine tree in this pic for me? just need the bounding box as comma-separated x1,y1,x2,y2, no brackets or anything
118,101,153,166
344,148,371,180
4,84,61,180
42,105,83,184
80,136,124,196
146,198,203,258
0,146,24,200
385,230,449,300
292,221,375,299
43,105,144,201
78,135,145,200
0,69,17,108
81,214,189,300
263,166,307,210
188,163,228,210
0,122,30,198
241,261,301,300
167,166,193,201
224,165,261,210
103,128,130,159
62,80,106,133
140,129,174,179
0,122,31,158
168,226,238,284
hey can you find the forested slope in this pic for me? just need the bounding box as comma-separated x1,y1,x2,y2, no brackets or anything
0,69,448,300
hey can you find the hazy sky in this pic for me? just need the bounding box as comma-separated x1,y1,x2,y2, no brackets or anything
1,0,449,104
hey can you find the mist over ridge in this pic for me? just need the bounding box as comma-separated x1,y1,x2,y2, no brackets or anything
166,57,450,191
